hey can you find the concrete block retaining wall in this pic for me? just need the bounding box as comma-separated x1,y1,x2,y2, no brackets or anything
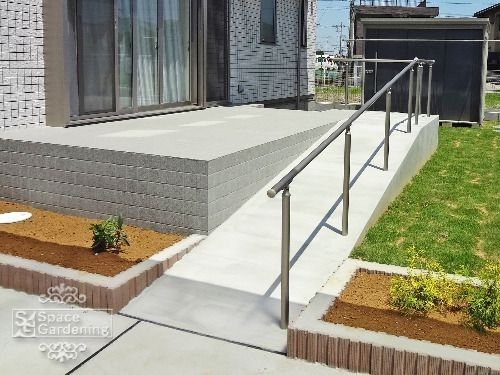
0,123,331,234
0,235,204,313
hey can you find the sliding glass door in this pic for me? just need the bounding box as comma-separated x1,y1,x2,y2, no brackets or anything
75,0,191,117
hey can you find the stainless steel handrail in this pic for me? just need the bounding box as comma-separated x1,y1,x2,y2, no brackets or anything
268,57,434,329
326,57,435,65
269,58,422,198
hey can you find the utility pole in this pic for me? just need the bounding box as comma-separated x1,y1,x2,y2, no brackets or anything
348,0,355,57
332,22,346,55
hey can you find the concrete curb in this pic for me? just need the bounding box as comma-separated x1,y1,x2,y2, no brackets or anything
288,259,500,374
0,234,205,313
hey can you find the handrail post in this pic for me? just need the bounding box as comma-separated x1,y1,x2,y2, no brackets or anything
344,63,349,108
342,127,352,236
407,67,414,133
427,63,433,117
280,187,291,330
384,90,392,171
415,63,423,125
361,61,366,105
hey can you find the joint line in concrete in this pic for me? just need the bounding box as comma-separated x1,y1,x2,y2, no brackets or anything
65,320,142,375
117,312,287,356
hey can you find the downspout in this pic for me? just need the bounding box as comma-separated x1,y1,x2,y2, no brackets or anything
200,0,208,108
296,0,302,110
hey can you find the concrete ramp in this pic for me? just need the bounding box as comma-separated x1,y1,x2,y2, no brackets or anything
121,112,439,353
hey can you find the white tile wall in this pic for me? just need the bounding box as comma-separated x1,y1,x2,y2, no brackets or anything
0,0,45,130
229,0,316,104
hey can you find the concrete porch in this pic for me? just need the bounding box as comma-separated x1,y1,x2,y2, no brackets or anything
0,106,353,234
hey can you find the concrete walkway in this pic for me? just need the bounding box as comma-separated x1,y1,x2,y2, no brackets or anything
0,286,351,374
121,111,439,353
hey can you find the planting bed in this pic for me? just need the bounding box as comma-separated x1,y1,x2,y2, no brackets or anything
323,272,499,355
289,260,500,374
0,200,184,276
0,200,205,312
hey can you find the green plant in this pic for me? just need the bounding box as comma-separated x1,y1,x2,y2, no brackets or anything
389,249,458,315
465,263,500,331
90,216,130,254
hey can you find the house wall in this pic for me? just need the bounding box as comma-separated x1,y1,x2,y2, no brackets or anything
486,12,500,53
0,1,316,132
228,0,316,105
0,0,45,130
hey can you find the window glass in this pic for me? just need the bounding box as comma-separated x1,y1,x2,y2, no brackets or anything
260,0,276,44
118,0,133,109
77,0,115,114
162,0,190,103
301,0,308,47
137,0,159,107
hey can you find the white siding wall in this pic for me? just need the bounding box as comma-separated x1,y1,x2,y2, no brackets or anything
229,0,316,104
0,0,45,130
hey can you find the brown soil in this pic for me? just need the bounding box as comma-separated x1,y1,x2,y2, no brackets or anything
0,201,185,277
323,272,500,355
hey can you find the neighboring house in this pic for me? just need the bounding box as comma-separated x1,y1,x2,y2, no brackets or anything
351,0,439,55
474,3,500,52
0,0,316,130
474,3,500,69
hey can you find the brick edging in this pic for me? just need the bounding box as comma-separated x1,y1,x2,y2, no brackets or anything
287,328,495,374
0,235,205,313
288,260,500,375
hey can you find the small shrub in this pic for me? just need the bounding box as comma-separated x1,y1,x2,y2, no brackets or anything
389,249,458,315
465,263,500,331
90,216,130,254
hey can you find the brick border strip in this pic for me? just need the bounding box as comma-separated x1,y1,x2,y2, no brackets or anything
288,260,500,375
0,234,205,313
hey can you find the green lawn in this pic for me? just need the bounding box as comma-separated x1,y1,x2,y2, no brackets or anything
351,121,500,276
485,92,500,109
315,86,362,103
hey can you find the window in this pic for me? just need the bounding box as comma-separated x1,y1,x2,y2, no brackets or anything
260,0,276,44
300,0,308,47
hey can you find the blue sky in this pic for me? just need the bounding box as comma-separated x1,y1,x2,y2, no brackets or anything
317,0,499,53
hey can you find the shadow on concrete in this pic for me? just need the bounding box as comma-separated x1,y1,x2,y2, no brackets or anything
264,118,407,298
121,275,304,354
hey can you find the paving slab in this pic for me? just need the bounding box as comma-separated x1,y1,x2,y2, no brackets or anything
74,321,355,375
0,287,136,375
119,275,304,353
122,112,439,352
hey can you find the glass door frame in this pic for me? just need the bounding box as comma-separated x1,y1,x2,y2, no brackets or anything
70,0,204,123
